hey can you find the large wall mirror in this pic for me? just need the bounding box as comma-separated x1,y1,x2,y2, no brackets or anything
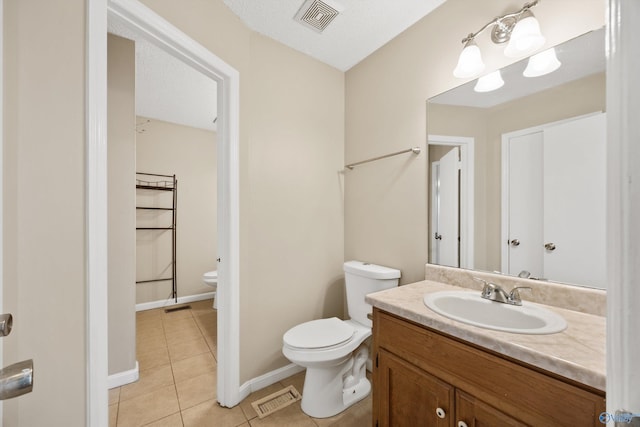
427,28,606,289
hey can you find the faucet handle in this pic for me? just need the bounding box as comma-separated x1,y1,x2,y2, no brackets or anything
508,286,532,305
473,277,493,295
473,277,492,288
475,278,510,303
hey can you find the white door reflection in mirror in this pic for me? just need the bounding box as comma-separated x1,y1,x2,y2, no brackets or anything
431,147,460,267
506,131,544,278
502,113,606,288
543,113,606,287
428,135,475,269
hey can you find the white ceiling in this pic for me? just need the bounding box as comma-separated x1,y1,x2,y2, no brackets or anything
224,0,446,71
108,21,218,132
134,41,218,132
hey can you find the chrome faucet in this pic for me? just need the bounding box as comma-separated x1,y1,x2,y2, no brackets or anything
474,278,531,306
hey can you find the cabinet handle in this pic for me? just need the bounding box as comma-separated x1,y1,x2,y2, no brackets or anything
435,407,446,419
457,422,468,427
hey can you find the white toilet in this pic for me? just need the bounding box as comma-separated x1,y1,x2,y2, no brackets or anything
282,261,400,418
202,270,218,309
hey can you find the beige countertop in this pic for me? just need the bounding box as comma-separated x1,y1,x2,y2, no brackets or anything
366,280,606,391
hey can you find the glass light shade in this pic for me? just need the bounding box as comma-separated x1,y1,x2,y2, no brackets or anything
523,47,562,77
474,70,504,92
504,11,546,58
453,40,485,79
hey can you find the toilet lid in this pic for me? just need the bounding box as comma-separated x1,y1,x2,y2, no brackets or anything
283,317,354,349
204,271,217,279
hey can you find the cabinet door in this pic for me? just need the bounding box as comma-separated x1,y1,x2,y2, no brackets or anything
376,349,454,427
456,390,527,427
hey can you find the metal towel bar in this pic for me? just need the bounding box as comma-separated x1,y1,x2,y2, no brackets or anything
345,147,421,170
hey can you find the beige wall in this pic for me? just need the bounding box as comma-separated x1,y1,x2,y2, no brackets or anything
3,0,87,424
135,118,217,304
345,0,606,285
138,0,345,382
108,34,138,376
428,72,605,272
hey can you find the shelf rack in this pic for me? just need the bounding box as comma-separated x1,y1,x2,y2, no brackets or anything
136,172,178,302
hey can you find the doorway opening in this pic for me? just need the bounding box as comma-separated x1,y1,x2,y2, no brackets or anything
88,1,241,422
428,135,474,269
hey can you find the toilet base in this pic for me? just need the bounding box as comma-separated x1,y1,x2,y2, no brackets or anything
299,344,370,418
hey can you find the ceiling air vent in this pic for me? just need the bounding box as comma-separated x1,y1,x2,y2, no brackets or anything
294,0,340,33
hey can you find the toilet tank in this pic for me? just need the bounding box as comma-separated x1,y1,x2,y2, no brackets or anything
344,261,401,327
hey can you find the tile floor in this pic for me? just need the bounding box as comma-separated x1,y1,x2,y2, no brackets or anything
109,299,372,426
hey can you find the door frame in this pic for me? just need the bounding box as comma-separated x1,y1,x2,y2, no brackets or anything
0,0,4,422
427,135,474,269
606,0,640,417
87,0,241,424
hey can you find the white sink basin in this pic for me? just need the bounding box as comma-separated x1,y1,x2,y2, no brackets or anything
423,291,567,335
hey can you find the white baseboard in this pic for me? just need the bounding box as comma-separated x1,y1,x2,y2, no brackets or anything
108,361,139,389
238,363,305,401
135,292,216,312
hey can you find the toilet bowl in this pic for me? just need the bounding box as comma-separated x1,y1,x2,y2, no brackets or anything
283,318,372,418
282,261,400,418
202,270,218,309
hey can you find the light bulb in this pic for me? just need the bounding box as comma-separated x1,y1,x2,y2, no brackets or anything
504,11,545,58
474,70,505,92
453,40,485,79
523,47,561,77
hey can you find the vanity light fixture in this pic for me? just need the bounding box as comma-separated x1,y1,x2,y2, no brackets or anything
523,47,561,77
474,70,505,92
453,0,544,79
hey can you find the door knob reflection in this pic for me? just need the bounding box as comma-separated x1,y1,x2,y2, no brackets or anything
0,314,13,337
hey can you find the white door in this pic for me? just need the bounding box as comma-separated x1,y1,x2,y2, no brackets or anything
543,113,606,287
504,113,606,286
434,147,460,267
506,131,544,278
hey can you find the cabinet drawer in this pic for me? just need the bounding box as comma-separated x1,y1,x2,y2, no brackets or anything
374,309,605,426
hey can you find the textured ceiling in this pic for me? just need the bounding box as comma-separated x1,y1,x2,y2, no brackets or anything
108,21,218,132
224,0,447,71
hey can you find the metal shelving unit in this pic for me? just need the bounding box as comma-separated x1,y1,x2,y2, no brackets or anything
136,172,178,302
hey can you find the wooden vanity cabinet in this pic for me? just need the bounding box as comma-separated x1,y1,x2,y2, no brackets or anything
372,309,605,427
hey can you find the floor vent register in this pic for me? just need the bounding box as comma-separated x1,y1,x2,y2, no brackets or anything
164,305,192,313
251,385,302,419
